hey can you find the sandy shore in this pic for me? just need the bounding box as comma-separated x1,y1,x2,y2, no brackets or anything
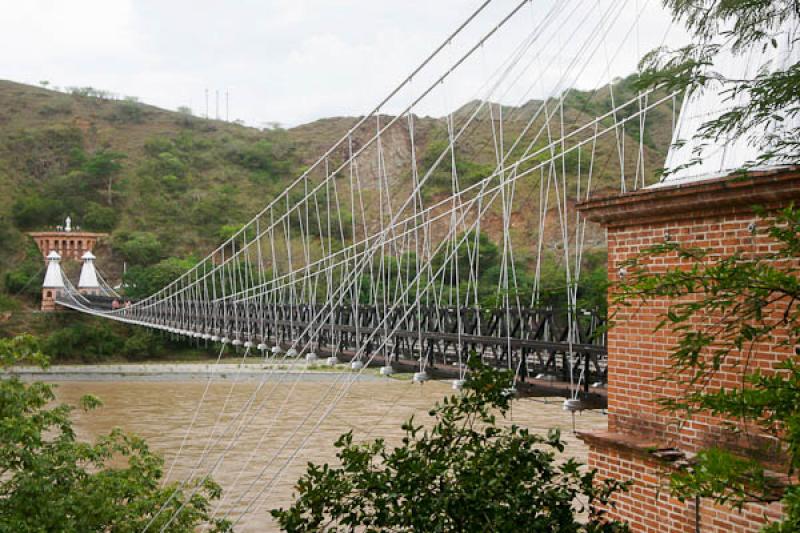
4,362,384,382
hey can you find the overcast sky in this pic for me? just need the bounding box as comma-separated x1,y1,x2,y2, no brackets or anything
2,0,687,128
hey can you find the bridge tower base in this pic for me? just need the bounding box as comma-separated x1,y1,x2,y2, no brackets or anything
41,288,59,312
577,169,800,532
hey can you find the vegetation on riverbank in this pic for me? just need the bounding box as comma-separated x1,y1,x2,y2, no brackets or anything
0,335,231,532
273,358,629,531
0,312,217,363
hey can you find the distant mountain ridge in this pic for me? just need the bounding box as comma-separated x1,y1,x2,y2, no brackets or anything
0,77,673,302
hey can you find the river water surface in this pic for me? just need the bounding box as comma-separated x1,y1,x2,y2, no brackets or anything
51,376,606,531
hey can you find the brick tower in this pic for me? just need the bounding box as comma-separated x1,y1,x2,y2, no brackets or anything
577,170,798,532
573,16,799,531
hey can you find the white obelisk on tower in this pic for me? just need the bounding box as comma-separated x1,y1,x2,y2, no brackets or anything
78,251,101,296
41,250,64,311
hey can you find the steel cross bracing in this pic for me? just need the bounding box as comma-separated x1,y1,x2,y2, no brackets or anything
59,294,606,389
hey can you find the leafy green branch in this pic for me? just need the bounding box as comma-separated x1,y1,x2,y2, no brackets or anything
272,359,629,532
637,1,800,174
0,335,231,532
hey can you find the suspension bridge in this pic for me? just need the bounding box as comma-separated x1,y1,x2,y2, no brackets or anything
30,0,799,527
51,0,674,401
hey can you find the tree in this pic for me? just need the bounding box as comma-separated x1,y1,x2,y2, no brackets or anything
112,231,165,266
11,193,63,229
420,134,495,198
615,206,800,531
121,329,165,360
82,150,126,205
84,201,118,231
123,256,197,299
431,230,499,287
271,360,629,532
0,335,231,532
638,1,800,172
43,319,124,363
4,240,45,298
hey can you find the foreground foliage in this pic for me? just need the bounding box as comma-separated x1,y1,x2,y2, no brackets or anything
0,335,231,532
272,360,628,532
616,206,800,532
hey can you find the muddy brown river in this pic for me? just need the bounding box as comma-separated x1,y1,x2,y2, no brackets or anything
51,376,606,531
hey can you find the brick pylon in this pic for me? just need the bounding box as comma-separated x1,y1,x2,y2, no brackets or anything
576,169,800,532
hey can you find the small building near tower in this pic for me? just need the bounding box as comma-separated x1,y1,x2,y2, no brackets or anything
41,251,64,312
27,216,108,261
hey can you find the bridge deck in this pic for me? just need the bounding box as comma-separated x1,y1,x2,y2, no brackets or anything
58,297,607,405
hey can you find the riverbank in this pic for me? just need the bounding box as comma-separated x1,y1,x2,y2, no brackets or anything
5,361,387,382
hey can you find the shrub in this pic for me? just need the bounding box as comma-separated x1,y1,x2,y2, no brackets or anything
111,231,164,266
11,193,63,229
109,99,144,123
122,330,164,360
191,187,239,229
83,202,117,231
273,360,629,531
0,293,20,312
38,99,72,117
143,136,174,157
43,320,124,362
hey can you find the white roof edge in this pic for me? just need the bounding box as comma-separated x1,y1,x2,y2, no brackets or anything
657,15,799,187
648,164,797,189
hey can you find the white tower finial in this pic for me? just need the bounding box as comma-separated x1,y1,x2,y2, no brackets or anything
43,251,64,288
78,251,100,294
64,216,72,232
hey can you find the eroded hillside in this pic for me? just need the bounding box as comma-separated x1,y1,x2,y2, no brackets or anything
0,77,673,308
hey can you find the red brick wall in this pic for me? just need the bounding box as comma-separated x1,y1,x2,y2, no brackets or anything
589,441,783,533
606,214,791,453
28,232,104,260
576,172,800,532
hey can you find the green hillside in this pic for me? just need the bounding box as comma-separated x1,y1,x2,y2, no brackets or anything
0,77,674,355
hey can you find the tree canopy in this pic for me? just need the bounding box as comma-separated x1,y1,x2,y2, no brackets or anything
0,335,231,532
638,1,800,171
272,360,629,532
